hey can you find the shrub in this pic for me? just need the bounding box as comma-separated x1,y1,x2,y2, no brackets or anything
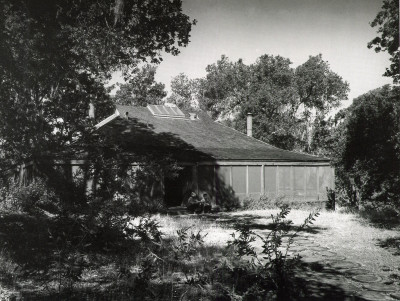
0,179,58,215
242,194,324,210
326,188,336,210
172,226,207,260
0,249,20,287
226,206,320,300
333,86,400,212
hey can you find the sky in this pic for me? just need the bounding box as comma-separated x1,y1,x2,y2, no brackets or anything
113,0,393,109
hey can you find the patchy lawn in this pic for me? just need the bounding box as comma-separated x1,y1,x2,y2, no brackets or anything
157,209,400,275
156,209,400,298
1,209,399,300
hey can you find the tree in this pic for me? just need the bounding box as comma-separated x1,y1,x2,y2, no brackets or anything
368,0,399,83
294,54,349,152
333,85,400,210
167,73,201,110
0,0,195,168
198,54,348,151
200,55,249,119
235,55,299,150
114,65,167,106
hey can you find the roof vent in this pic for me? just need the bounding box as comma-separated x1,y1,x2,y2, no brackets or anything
147,104,185,119
189,112,198,120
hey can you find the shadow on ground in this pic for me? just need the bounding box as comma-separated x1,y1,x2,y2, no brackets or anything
377,236,400,256
182,212,328,234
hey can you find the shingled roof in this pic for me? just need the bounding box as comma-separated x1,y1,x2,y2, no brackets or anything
95,105,329,163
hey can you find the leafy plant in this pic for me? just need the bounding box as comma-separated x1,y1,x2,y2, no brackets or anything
173,226,207,260
125,216,163,243
0,179,58,215
333,85,400,214
227,206,320,300
228,223,257,257
326,188,336,210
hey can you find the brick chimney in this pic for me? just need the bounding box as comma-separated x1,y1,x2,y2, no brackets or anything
247,113,253,137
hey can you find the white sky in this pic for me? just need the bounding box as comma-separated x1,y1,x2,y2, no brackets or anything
111,0,393,109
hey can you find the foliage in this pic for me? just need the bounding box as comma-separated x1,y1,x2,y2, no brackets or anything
0,178,58,214
125,216,163,243
325,188,336,211
114,64,167,106
368,0,399,83
167,73,202,110
0,249,20,287
242,194,325,211
332,85,400,212
228,224,257,257
172,227,207,260
0,0,195,170
226,206,320,300
173,54,348,152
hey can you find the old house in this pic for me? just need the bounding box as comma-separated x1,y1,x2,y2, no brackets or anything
94,104,334,207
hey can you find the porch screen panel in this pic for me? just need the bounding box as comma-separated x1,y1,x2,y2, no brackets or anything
264,166,277,195
216,166,231,189
278,166,292,196
198,166,215,197
216,166,232,205
293,166,305,196
248,166,261,193
305,167,318,197
319,166,333,194
232,166,246,194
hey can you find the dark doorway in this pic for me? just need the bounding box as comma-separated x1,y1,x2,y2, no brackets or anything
164,166,194,207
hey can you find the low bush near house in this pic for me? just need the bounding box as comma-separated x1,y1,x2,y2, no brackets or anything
358,202,400,228
0,179,58,215
242,194,324,210
326,188,336,210
242,194,285,210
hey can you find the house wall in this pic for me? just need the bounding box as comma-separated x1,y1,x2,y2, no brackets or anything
191,162,335,206
16,160,334,208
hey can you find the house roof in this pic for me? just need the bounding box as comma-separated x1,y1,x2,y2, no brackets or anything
95,105,329,163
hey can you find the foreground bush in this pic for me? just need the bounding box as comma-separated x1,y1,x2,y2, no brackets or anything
0,178,319,300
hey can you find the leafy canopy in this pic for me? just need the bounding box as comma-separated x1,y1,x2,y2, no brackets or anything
179,54,349,151
114,65,167,107
333,85,400,209
368,0,399,82
0,0,195,168
167,73,202,110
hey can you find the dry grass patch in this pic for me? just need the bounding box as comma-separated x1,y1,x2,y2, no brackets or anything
157,209,400,278
155,214,234,245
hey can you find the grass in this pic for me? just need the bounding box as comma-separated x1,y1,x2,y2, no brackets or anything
0,208,399,299
156,209,400,278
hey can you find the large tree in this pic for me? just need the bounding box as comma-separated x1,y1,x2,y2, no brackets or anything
368,0,399,83
166,73,203,110
333,85,400,210
114,65,167,106
197,54,348,151
0,0,195,168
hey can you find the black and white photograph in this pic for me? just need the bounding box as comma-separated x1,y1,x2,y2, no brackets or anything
0,0,399,299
